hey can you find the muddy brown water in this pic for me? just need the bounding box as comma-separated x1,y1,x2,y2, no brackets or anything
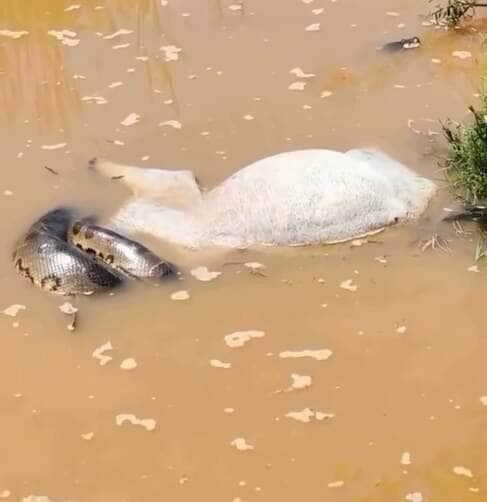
1,0,487,500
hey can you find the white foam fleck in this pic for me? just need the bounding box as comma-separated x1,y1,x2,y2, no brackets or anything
396,325,407,334
108,81,123,88
82,95,108,104
452,51,472,60
290,373,312,390
120,358,137,370
288,81,306,91
243,114,255,120
305,23,321,31
3,190,13,196
2,304,26,317
340,279,358,292
59,302,77,315
386,11,400,16
103,28,133,40
160,45,182,62
244,262,264,269
224,407,235,413
48,30,80,46
41,143,67,150
159,120,183,129
468,265,479,273
229,4,243,10
224,330,265,348
65,4,81,11
121,112,140,126
92,341,113,366
279,349,332,361
230,437,254,451
401,451,412,465
405,493,423,502
171,290,190,301
22,497,52,502
480,396,487,406
0,490,11,499
113,43,130,49
210,359,232,369
312,8,324,14
328,480,344,488
116,413,156,431
190,266,222,282
375,256,388,264
286,408,334,423
0,30,29,39
81,432,94,440
320,90,333,98
290,67,316,78
453,466,474,478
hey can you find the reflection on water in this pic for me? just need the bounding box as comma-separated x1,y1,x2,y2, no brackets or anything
1,0,487,501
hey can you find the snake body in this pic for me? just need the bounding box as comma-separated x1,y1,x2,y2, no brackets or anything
13,207,175,295
69,219,176,282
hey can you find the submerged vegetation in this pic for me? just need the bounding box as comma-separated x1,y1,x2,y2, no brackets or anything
442,91,487,204
430,0,487,26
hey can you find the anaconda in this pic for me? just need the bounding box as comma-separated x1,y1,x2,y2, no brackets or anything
13,207,176,295
69,219,176,281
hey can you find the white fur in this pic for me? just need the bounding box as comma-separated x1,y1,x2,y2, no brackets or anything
93,148,437,249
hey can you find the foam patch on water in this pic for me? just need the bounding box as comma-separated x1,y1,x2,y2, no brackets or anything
224,330,265,348
190,266,222,282
279,349,332,361
2,304,26,317
0,30,29,39
92,341,113,366
285,408,335,423
116,413,156,431
48,30,80,46
230,438,254,451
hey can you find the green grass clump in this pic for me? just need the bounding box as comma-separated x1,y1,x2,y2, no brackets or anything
442,95,487,203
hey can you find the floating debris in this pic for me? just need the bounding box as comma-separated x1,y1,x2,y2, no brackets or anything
171,290,190,301
41,143,67,151
453,466,474,478
401,451,412,465
405,493,423,502
120,358,138,370
305,23,321,31
116,413,156,431
290,67,315,78
48,30,80,47
2,304,26,317
224,330,265,348
190,266,222,282
288,81,306,91
103,29,133,40
285,407,335,423
120,113,140,126
159,120,183,129
210,359,232,369
160,45,182,62
279,349,332,361
452,51,472,60
328,480,344,488
0,30,29,39
59,302,77,315
230,437,254,451
340,279,358,292
92,341,113,366
289,373,312,390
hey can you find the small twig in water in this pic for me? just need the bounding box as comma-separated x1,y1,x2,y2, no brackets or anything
44,165,59,175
